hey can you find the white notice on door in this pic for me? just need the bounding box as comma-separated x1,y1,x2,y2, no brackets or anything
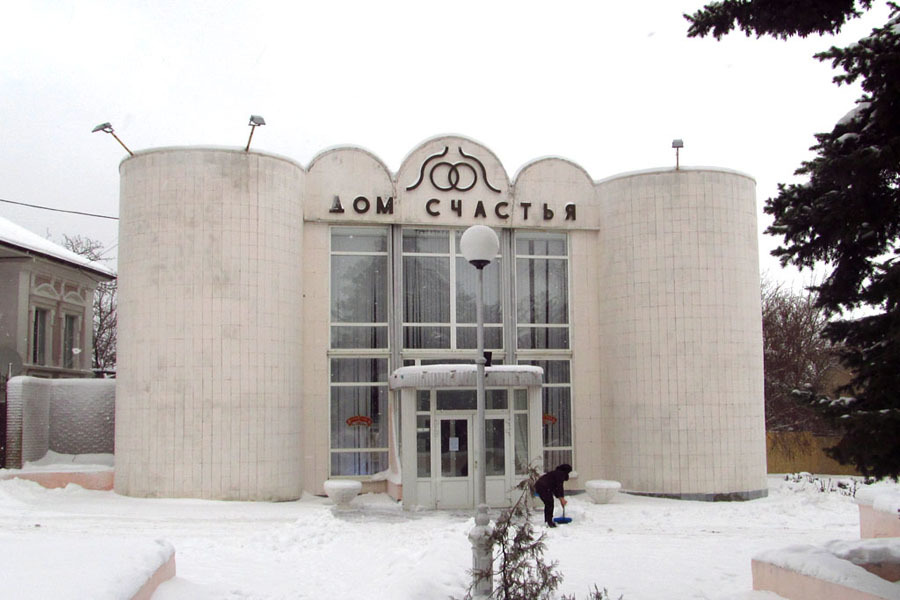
449,437,459,452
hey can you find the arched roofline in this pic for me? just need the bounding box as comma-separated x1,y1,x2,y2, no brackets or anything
512,155,594,186
307,144,394,176
398,133,511,185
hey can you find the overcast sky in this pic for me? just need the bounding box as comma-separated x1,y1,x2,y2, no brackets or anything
1,1,891,283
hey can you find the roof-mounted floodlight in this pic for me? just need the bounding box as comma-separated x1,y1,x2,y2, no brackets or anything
92,122,134,156
672,139,684,169
245,115,266,151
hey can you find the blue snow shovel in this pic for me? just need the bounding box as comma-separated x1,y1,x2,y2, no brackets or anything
553,504,573,525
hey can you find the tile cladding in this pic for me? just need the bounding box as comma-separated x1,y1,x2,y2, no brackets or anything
115,142,765,501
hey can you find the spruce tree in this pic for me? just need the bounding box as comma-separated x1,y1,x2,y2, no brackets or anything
466,468,563,600
686,1,900,479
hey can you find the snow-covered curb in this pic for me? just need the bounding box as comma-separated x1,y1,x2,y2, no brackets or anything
856,485,900,538
0,451,114,490
0,535,175,600
752,541,900,599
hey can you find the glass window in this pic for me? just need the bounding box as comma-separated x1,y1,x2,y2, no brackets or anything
521,360,573,470
331,452,389,477
440,419,469,477
515,232,569,350
330,358,388,383
435,389,507,411
32,308,47,365
436,389,475,411
456,326,503,350
543,449,573,472
403,255,450,323
329,357,389,476
416,390,431,412
485,418,505,476
455,259,501,323
513,388,530,475
63,314,78,369
333,228,388,253
455,230,502,351
403,228,449,253
416,415,431,478
402,228,502,351
331,227,389,349
330,386,387,449
514,413,529,475
516,233,567,256
403,230,451,349
514,388,528,411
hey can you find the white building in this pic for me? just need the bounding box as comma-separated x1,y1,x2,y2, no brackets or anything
114,135,766,506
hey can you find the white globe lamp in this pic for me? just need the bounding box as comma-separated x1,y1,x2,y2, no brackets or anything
459,225,500,270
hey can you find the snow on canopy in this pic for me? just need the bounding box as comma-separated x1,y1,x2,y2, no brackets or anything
0,215,115,278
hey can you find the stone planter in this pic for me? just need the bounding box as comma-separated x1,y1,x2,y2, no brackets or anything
324,479,362,507
585,479,621,504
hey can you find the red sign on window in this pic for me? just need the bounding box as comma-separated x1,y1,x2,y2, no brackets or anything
542,413,557,425
346,415,373,427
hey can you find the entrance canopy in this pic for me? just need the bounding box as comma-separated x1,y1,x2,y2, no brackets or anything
390,364,544,510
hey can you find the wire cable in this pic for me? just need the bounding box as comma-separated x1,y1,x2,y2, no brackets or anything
0,197,118,220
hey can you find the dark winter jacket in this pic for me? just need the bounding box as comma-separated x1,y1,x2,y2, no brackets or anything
534,464,572,499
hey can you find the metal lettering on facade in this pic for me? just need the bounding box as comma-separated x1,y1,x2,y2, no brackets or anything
329,196,393,215
329,196,576,222
327,145,576,222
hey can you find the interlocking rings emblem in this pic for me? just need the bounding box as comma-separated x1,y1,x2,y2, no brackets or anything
429,161,477,191
406,146,502,193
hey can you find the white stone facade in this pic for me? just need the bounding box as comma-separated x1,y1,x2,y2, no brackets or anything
115,136,766,503
116,149,304,500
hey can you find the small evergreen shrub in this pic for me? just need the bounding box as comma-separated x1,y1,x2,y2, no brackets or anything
462,466,623,600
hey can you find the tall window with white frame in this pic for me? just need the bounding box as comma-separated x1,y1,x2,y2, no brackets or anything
515,231,573,468
32,307,48,365
329,227,390,476
401,228,502,353
329,358,389,476
63,314,78,369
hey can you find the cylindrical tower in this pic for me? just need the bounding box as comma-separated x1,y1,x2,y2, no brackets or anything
116,148,305,500
597,168,766,500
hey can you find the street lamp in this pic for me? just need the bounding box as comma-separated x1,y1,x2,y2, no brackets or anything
459,224,499,597
91,122,134,156
672,138,684,170
245,115,266,151
459,224,500,506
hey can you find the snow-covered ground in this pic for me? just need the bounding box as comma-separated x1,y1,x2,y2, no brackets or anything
0,473,889,599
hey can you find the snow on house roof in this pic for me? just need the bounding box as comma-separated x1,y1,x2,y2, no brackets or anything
0,215,115,278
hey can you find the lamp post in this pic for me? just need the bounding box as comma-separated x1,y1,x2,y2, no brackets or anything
91,122,134,156
672,138,684,170
245,115,266,151
459,224,500,598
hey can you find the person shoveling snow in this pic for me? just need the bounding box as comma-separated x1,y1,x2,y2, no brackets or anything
534,463,572,527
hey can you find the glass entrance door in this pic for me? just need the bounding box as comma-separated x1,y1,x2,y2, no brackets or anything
415,387,527,508
436,416,472,508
